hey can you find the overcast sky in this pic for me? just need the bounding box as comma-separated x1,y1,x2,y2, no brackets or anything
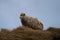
0,0,60,30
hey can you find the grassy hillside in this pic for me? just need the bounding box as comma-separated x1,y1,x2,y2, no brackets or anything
0,26,60,40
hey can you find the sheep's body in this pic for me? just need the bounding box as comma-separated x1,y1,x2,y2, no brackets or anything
20,13,43,30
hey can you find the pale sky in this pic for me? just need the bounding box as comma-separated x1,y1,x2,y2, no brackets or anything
0,0,60,30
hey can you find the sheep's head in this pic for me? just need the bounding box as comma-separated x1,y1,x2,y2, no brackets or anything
20,13,26,16
20,13,26,20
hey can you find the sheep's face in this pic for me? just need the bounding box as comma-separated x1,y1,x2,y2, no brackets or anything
20,13,26,20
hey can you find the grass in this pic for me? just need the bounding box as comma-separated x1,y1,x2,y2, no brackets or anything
0,26,60,40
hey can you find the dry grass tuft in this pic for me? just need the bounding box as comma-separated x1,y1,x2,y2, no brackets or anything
0,26,60,40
